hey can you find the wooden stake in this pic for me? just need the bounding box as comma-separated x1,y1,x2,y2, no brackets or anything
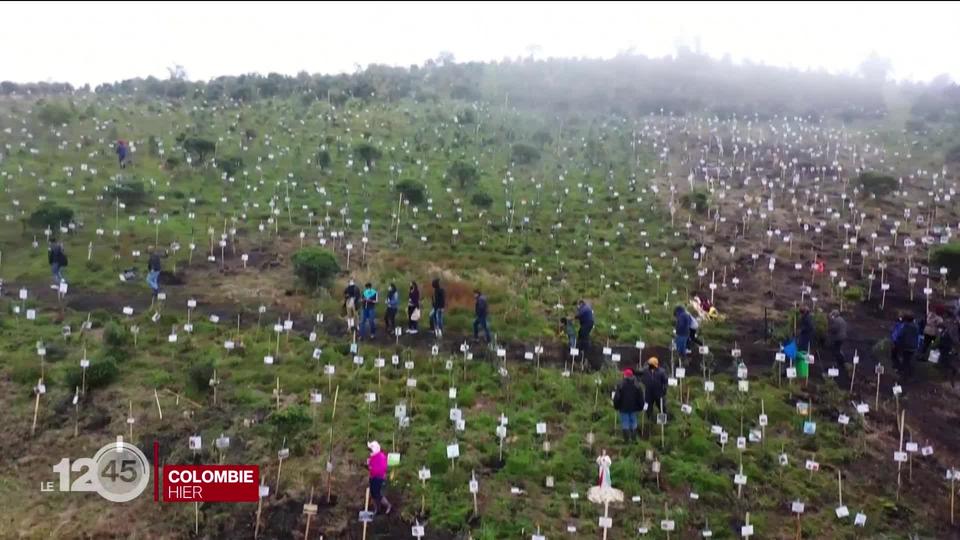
897,410,906,501
304,488,315,540
276,442,286,494
875,368,882,410
849,350,858,393
154,388,163,420
950,469,957,525
31,378,42,436
254,481,264,538
471,470,479,516
361,487,371,540
73,386,79,437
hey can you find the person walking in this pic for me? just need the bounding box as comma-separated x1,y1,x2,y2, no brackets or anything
344,279,361,325
360,283,378,339
575,300,594,352
473,289,491,342
613,368,645,442
430,278,446,336
407,281,421,334
923,307,944,356
146,249,162,299
891,314,920,379
827,310,847,365
366,441,392,515
48,237,68,286
384,283,399,335
674,306,692,358
938,313,959,386
560,317,576,350
640,357,668,422
116,140,128,168
827,310,849,385
689,311,703,348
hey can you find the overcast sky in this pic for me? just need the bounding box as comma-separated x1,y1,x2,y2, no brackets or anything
3,1,957,86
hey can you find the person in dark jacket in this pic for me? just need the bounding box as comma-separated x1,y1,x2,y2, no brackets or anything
430,278,446,336
384,284,399,335
640,357,668,421
827,310,847,366
146,249,162,298
407,281,421,334
48,237,68,286
892,314,920,378
674,306,692,357
796,306,814,350
938,313,958,386
116,140,128,168
344,279,361,322
575,300,594,355
613,368,645,441
473,289,491,342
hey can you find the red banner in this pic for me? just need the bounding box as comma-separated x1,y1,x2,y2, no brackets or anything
162,465,259,502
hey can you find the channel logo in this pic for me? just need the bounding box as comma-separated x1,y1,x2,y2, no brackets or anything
41,439,259,503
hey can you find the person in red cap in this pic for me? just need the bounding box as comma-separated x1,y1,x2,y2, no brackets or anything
612,367,645,442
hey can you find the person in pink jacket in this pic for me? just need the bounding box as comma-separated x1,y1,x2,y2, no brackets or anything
366,441,392,515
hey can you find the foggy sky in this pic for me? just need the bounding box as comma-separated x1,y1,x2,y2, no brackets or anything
2,1,957,86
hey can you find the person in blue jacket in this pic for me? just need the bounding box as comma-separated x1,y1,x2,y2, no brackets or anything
575,300,594,354
360,283,378,340
674,306,692,357
891,313,920,378
116,140,128,168
384,283,399,335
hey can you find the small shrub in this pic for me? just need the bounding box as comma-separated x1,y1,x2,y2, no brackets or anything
844,285,865,302
183,137,216,163
680,191,709,215
269,404,312,442
217,155,243,177
446,160,479,188
353,142,381,167
11,363,41,386
292,247,340,288
108,180,147,206
857,171,898,198
456,109,476,124
315,149,331,169
65,360,118,391
946,144,960,164
37,101,73,125
931,243,960,279
103,322,132,349
470,191,494,208
187,359,215,393
395,179,426,205
511,143,540,165
532,130,553,147
28,202,74,229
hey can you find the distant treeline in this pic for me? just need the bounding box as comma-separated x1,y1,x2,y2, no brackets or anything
2,51,958,122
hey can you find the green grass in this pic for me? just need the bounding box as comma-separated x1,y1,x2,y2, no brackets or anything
0,92,955,539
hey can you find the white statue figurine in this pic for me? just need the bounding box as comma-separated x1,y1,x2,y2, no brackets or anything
596,451,612,488
588,449,623,504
